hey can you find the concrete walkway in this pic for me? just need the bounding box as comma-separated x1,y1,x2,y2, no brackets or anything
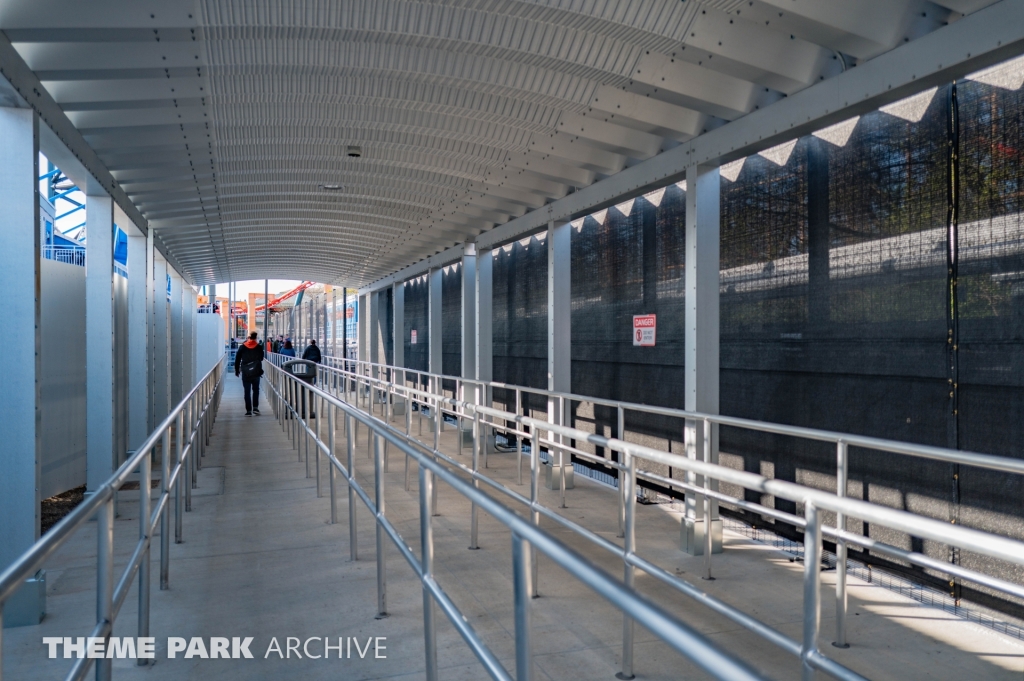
6,376,1024,679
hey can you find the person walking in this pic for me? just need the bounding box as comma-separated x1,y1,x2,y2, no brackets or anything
280,339,296,357
234,331,265,416
302,339,322,363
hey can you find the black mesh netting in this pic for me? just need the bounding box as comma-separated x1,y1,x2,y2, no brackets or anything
953,72,1024,607
569,186,688,472
403,276,429,384
719,87,957,598
442,264,463,391
383,62,1024,616
492,236,548,413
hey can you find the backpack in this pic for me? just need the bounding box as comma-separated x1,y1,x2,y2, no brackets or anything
241,355,263,379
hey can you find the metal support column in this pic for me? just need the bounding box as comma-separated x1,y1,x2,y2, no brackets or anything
169,270,183,405
86,192,116,493
682,164,723,555
0,106,44,627
428,267,442,379
546,221,572,491
461,243,477,384
152,255,170,425
393,281,405,414
126,228,149,451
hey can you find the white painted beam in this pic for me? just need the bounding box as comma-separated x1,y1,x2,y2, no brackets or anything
682,164,722,556
428,267,443,376
86,192,115,492
0,106,44,626
461,243,477,381
393,282,405,369
126,231,149,450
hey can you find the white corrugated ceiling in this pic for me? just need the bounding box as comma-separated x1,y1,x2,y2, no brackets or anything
0,0,999,285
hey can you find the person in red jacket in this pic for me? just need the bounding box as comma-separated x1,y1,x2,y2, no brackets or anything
234,331,265,416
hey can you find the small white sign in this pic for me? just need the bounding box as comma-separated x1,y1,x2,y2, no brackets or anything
293,364,307,375
411,330,418,345
633,314,656,347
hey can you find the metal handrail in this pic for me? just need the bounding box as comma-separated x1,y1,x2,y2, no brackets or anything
0,356,226,681
318,352,1024,653
324,355,1024,475
281,353,1024,681
265,360,768,681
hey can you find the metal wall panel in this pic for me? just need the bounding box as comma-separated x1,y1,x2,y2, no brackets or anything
112,270,128,466
40,258,86,498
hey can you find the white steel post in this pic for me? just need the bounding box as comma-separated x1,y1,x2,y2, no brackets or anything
428,268,443,430
0,106,44,626
393,281,405,414
86,192,116,493
475,246,493,416
428,267,442,377
682,163,722,555
357,293,368,363
461,243,477,383
546,221,572,491
146,230,156,430
152,255,170,425
126,227,149,451
169,270,183,406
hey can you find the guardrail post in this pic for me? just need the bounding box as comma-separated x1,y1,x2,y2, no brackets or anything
617,406,625,538
618,446,637,680
516,389,523,485
802,502,822,681
138,447,152,664
346,412,358,560
293,380,300,455
512,533,534,681
329,402,337,520
703,418,715,581
96,497,114,681
834,440,849,649
470,409,481,550
419,464,439,681
315,391,323,497
383,383,391,473
404,390,412,491
305,386,313,478
432,392,440,516
161,415,175,587
558,395,567,509
374,432,388,618
185,400,194,511
175,405,184,542
529,428,539,598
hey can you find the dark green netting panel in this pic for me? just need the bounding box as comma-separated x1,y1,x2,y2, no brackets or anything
955,64,1024,609
442,264,462,391
719,87,957,599
403,276,429,384
492,235,548,413
569,185,688,474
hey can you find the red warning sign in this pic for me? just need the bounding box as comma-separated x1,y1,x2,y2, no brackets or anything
633,314,656,347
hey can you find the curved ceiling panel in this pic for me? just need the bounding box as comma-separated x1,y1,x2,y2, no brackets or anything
1,0,989,285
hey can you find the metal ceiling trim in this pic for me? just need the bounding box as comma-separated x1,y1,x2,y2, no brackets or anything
362,0,1024,291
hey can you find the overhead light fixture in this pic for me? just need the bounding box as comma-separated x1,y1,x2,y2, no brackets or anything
318,183,343,191
347,146,362,158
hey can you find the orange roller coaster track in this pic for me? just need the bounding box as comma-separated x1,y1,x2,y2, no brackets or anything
254,281,314,312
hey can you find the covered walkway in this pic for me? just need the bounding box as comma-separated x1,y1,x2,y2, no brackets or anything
6,377,1024,680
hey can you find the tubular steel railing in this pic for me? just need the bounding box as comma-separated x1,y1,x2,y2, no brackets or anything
265,358,766,681
0,357,226,681
276,352,1024,681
